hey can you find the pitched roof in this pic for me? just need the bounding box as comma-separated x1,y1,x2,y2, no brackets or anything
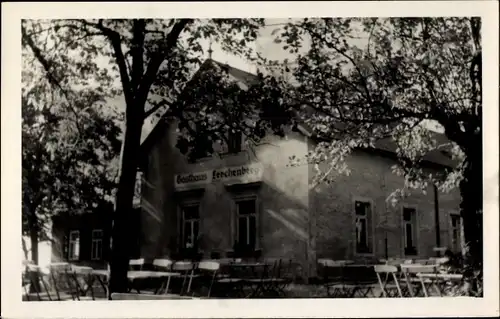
139,59,456,169
139,59,258,156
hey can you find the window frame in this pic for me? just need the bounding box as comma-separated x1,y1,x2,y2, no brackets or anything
233,194,260,251
227,129,243,154
91,229,103,261
352,197,375,256
449,212,463,254
401,204,419,257
178,202,201,250
68,230,80,261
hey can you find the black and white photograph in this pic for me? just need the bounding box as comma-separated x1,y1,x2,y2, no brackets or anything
2,1,499,318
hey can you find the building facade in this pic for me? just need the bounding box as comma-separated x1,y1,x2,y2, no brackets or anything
137,60,462,280
50,207,142,269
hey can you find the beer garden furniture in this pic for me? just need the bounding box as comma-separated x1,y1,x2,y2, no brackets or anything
374,264,404,297
417,273,464,296
322,261,379,298
110,293,199,300
48,262,83,300
90,259,184,297
22,262,54,301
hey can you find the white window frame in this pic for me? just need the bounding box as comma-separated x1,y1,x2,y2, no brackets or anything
179,202,201,250
449,212,463,254
68,230,80,261
233,195,260,249
352,197,375,256
91,229,103,261
401,205,419,257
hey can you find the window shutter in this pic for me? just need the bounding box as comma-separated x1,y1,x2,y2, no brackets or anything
366,203,373,253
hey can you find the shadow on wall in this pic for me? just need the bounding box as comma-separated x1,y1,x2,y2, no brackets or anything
139,197,170,259
259,181,309,262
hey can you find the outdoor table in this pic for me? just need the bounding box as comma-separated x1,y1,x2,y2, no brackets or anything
417,273,463,296
129,270,182,294
225,262,271,298
91,269,182,295
324,264,378,298
91,269,110,297
23,264,54,301
70,265,96,299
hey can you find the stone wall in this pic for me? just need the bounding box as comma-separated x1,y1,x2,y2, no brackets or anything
310,148,461,263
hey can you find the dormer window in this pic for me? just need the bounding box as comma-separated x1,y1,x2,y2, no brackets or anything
227,130,242,153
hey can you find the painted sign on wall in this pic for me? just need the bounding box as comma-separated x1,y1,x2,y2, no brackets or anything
174,163,263,190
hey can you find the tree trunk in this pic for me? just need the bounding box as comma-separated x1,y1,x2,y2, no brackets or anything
459,139,483,270
108,115,143,297
28,215,41,293
22,236,29,260
29,216,39,265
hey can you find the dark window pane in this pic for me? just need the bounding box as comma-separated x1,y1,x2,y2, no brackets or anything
405,224,413,248
237,200,255,215
228,131,242,153
238,217,248,245
355,201,371,217
355,201,367,216
183,222,190,248
360,218,367,246
356,217,369,253
193,221,199,241
355,217,362,244
70,232,80,241
248,215,256,250
403,208,414,221
183,205,199,219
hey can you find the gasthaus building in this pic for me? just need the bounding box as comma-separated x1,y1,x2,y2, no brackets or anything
136,59,462,281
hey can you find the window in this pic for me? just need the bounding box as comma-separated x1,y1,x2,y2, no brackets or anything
181,204,200,250
188,122,212,162
227,130,242,153
91,229,103,260
354,201,373,254
450,214,463,253
403,207,418,255
236,199,257,251
68,230,80,261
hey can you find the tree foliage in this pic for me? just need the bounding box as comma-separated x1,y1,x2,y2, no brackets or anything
22,18,270,294
22,17,483,295
22,47,121,263
258,17,482,272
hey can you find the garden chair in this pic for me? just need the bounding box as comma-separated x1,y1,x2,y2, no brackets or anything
127,258,149,293
48,262,80,300
187,260,221,298
374,264,404,298
129,258,145,270
400,264,438,297
23,263,53,301
152,258,179,294
171,261,195,295
71,265,96,300
413,259,432,265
